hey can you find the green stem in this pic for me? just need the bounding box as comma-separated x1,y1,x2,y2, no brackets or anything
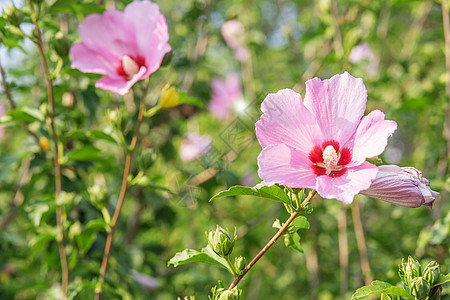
225,256,238,278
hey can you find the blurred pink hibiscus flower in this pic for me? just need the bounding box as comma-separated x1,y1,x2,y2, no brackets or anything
179,133,212,162
70,0,171,95
256,72,397,204
208,73,243,120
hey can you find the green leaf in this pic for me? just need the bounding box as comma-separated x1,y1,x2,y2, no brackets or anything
352,281,413,299
168,245,229,270
291,216,310,231
67,146,102,161
48,0,105,14
1,107,44,123
179,92,205,108
380,294,392,300
433,273,450,287
284,232,303,253
209,182,290,204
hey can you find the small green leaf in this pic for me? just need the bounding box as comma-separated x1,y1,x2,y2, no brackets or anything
179,92,205,108
433,273,450,287
284,232,303,253
291,216,310,231
67,146,102,161
1,107,44,123
89,129,118,144
352,281,413,299
168,245,229,270
210,182,290,204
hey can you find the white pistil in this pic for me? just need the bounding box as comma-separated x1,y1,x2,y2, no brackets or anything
122,55,139,77
322,145,339,175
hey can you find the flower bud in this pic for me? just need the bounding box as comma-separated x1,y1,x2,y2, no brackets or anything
423,261,440,286
207,226,236,257
53,32,70,58
217,287,241,300
361,165,439,208
159,83,180,109
234,256,246,275
400,256,421,287
410,277,430,299
107,107,129,131
136,148,156,171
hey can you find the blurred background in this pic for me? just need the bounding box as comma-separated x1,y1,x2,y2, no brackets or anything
0,0,448,299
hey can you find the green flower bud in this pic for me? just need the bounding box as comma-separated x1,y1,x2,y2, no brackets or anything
234,256,246,275
401,256,421,286
107,107,129,131
410,277,430,299
428,285,442,300
207,226,236,257
53,32,70,58
423,261,440,286
217,287,241,300
136,148,156,171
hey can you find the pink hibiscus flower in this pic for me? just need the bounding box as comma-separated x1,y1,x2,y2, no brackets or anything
208,73,243,120
70,0,171,95
179,133,212,162
256,72,397,204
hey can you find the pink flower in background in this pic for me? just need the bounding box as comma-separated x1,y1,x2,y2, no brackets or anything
221,20,250,62
221,20,245,49
70,0,171,95
349,43,374,62
208,73,243,120
361,165,439,208
349,42,378,75
256,72,397,204
179,133,212,162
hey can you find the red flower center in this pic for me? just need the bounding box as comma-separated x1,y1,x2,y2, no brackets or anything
116,55,146,79
308,140,352,177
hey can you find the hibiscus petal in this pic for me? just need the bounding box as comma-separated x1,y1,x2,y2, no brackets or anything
79,10,136,61
256,89,322,154
95,67,147,95
125,1,171,75
257,144,317,188
316,161,378,204
348,110,397,164
303,72,367,145
70,43,115,75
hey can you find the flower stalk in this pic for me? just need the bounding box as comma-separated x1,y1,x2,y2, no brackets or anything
95,79,151,300
28,1,68,298
227,190,316,290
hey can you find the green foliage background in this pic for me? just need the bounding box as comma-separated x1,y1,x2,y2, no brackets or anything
0,0,448,299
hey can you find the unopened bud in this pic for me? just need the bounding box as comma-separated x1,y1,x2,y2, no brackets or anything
53,32,70,58
159,83,180,109
207,226,236,257
107,108,128,131
136,149,156,171
423,261,440,286
217,287,241,300
410,277,430,299
234,256,246,275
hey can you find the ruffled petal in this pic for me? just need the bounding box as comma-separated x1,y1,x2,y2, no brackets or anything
303,72,367,145
347,110,397,164
79,10,136,61
125,1,171,75
256,89,322,154
316,161,378,204
257,144,317,188
95,67,147,95
70,43,116,75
